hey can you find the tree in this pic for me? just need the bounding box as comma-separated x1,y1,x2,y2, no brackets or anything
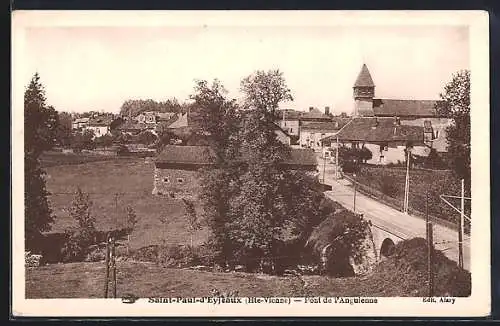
94,133,114,149
435,70,470,185
24,73,57,249
125,205,138,255
182,199,201,248
61,187,98,262
137,130,157,145
190,79,241,266
55,111,73,147
71,129,95,152
119,98,183,118
228,69,296,271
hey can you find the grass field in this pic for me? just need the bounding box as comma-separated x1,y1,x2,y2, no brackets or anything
40,150,125,168
23,260,405,298
44,157,208,249
26,237,470,299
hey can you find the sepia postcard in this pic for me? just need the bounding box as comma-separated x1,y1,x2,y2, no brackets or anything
11,10,490,317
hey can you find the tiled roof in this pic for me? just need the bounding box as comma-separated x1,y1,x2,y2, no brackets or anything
155,145,317,168
117,121,150,131
301,108,331,121
354,64,375,87
88,116,114,126
155,145,217,165
157,112,177,121
301,121,344,132
73,118,90,123
325,117,425,145
373,99,441,117
277,109,302,120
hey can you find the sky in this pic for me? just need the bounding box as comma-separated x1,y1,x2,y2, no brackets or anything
21,24,469,115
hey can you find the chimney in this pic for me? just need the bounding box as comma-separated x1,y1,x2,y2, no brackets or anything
324,106,330,116
309,106,314,112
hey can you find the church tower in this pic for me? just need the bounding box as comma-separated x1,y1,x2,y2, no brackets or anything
353,64,375,116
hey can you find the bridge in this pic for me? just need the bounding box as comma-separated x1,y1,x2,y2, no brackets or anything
317,156,470,271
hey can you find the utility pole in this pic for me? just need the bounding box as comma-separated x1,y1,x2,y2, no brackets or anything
426,192,434,297
322,150,326,184
335,136,339,179
103,234,110,298
458,178,465,269
353,174,357,213
403,149,411,214
111,237,117,298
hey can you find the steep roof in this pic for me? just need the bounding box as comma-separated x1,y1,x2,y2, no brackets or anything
326,117,424,145
354,64,375,88
117,121,150,131
155,145,317,169
157,112,177,121
73,117,90,123
88,115,114,127
301,108,331,121
373,99,441,117
277,109,302,120
301,121,343,132
155,145,217,165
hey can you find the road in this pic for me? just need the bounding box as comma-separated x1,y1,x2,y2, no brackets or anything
316,155,470,271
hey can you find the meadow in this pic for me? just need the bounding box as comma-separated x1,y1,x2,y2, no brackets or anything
44,156,208,250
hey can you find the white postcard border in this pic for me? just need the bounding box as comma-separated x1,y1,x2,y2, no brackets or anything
11,10,491,317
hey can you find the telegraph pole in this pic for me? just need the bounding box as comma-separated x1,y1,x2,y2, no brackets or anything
403,149,411,214
426,192,434,297
335,136,339,179
103,234,110,298
353,173,357,213
112,237,117,298
322,149,326,184
458,179,465,269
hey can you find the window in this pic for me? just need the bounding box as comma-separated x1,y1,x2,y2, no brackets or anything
177,178,185,184
163,177,170,183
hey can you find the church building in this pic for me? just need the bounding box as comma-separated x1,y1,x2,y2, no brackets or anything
322,64,453,165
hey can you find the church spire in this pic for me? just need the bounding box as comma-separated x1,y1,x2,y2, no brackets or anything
353,64,375,117
354,63,375,88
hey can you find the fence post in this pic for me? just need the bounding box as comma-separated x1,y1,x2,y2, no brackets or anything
112,237,117,298
103,234,110,298
426,193,433,297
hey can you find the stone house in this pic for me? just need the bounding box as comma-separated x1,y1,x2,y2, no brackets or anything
326,116,428,165
86,115,114,139
320,63,453,164
153,145,318,199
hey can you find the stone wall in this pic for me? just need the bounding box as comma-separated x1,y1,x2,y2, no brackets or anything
152,164,202,199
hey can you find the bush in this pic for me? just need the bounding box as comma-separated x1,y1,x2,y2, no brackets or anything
131,243,216,268
84,246,107,262
379,175,399,197
61,188,98,263
359,147,373,163
341,160,360,174
131,245,159,262
424,148,447,169
25,251,43,268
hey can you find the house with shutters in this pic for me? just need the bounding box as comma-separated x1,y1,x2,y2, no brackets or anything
320,63,452,164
